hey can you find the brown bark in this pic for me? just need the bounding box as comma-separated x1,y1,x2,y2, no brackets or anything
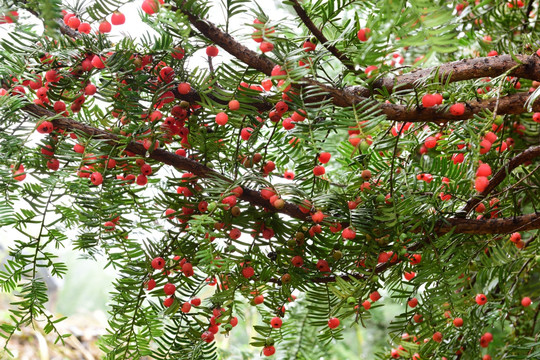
435,213,540,234
23,104,540,236
289,0,355,72
459,145,540,215
23,104,309,221
352,54,540,97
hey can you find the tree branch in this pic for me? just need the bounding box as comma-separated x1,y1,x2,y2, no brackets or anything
22,103,540,236
435,213,540,234
459,145,540,215
23,104,309,221
351,54,540,97
289,0,355,72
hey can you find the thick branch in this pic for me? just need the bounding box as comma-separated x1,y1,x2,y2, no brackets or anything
179,6,275,76
23,104,309,221
435,213,540,234
289,0,355,72
459,145,540,215
352,54,540,97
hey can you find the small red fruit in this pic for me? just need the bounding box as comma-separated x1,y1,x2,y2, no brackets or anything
151,257,165,270
449,103,465,116
313,165,325,176
521,297,532,307
408,298,418,308
357,28,371,41
216,112,228,126
206,45,219,57
432,331,442,343
475,293,487,305
263,346,275,356
111,11,126,25
291,255,303,267
163,297,174,307
270,317,282,328
90,172,103,186
328,317,340,329
475,176,489,192
453,317,464,327
37,121,54,134
164,283,176,295
318,152,331,164
99,20,112,33
242,266,255,278
476,163,492,177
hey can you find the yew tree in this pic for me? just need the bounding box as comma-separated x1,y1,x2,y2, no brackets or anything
0,0,539,359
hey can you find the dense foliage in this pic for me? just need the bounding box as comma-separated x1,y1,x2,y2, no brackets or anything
0,0,539,359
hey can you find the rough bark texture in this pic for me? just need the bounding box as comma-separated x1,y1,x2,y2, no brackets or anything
352,54,540,97
24,104,540,236
289,0,355,72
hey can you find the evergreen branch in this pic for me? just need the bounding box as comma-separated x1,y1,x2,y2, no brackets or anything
21,104,540,236
289,0,356,72
22,104,309,221
351,54,540,97
459,145,540,216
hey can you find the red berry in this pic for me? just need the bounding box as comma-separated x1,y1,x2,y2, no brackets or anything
216,112,228,126
111,11,125,25
342,227,356,240
370,291,381,302
90,172,103,186
181,302,191,313
357,28,371,41
146,278,156,290
191,297,201,306
37,121,54,134
67,16,80,29
230,317,238,327
136,174,148,186
484,131,498,144
522,297,532,307
533,112,540,123
163,297,174,307
328,317,340,329
475,294,487,305
182,262,194,277
453,317,464,327
84,83,97,96
178,82,191,94
432,332,442,342
270,317,282,328
151,257,165,270
318,152,331,164
164,283,176,295
309,212,326,225
206,45,219,57
47,158,60,171
284,170,295,180
449,103,465,116
260,42,274,53
362,300,371,310
91,55,105,69
241,127,253,141
476,163,492,177
408,297,418,308
99,20,112,33
201,330,214,343
475,176,489,192
313,165,325,176
424,136,437,148
480,139,492,154
291,255,303,267
253,295,264,305
242,266,255,278
263,346,275,356
142,0,160,15
78,22,91,34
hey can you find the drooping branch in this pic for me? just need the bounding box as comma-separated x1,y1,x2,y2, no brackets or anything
289,0,356,72
23,104,309,221
459,145,540,215
23,104,540,236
